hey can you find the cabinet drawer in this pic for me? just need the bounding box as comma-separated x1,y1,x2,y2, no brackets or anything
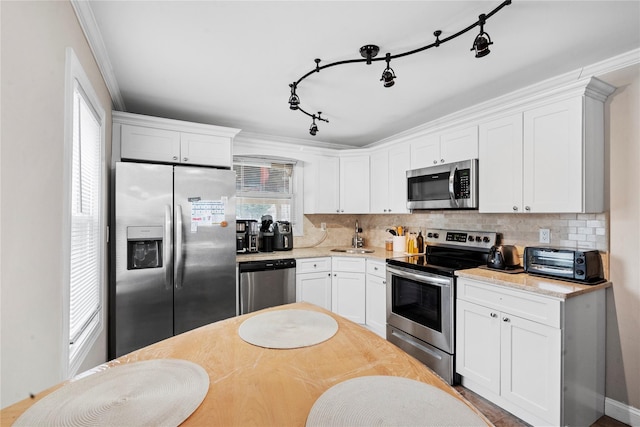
367,260,386,278
457,278,561,328
332,257,366,273
296,257,331,274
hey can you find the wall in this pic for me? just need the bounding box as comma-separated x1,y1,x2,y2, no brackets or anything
0,1,112,408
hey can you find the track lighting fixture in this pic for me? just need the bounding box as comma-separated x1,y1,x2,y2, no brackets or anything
288,0,511,135
471,14,493,58
380,53,396,88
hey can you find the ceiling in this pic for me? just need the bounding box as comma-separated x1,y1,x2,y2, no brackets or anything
85,1,640,148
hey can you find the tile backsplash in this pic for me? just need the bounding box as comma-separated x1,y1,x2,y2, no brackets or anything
297,212,609,252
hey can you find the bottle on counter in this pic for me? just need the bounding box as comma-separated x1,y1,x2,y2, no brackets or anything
416,229,424,254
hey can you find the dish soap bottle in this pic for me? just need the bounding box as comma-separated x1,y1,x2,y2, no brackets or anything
416,229,424,254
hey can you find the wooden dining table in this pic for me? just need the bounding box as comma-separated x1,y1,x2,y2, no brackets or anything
1,302,490,426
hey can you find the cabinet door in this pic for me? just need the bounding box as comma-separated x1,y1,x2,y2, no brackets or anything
410,134,440,169
180,132,231,167
369,149,390,213
388,144,410,214
339,155,370,213
456,300,501,394
478,114,524,213
501,314,561,425
523,98,583,212
121,124,180,163
303,155,339,214
331,272,366,324
365,273,387,337
440,126,479,164
296,271,332,310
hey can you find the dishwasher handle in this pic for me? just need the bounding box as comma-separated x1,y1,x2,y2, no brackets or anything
238,259,296,273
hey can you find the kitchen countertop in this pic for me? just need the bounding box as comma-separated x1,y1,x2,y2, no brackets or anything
456,267,611,299
1,302,490,426
236,246,394,263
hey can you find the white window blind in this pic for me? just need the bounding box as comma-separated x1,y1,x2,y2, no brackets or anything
233,157,296,223
68,82,102,358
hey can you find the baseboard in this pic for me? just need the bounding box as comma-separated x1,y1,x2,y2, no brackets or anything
605,397,640,426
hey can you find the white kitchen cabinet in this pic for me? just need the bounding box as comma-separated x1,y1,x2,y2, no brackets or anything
303,155,340,214
114,111,240,168
410,126,478,170
365,259,387,337
456,277,606,426
479,77,615,213
370,143,410,214
296,257,332,310
331,257,366,324
339,154,370,213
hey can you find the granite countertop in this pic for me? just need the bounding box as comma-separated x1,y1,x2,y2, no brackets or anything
456,267,611,299
236,246,394,263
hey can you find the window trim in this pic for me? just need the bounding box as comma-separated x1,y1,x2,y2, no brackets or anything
62,47,107,377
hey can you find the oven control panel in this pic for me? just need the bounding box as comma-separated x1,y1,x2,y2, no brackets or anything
424,229,497,250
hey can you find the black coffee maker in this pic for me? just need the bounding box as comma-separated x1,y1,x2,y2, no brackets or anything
259,215,274,252
273,221,293,251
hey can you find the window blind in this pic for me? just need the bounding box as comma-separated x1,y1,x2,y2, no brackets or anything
69,83,102,347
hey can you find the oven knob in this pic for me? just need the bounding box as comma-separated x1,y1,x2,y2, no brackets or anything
473,236,480,242
433,233,439,239
427,232,433,238
483,236,490,243
576,258,584,264
576,269,584,276
467,236,474,242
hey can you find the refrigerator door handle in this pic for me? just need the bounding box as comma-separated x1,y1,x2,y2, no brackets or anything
164,205,173,291
174,204,184,290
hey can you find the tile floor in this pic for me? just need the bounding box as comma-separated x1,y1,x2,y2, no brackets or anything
454,385,630,427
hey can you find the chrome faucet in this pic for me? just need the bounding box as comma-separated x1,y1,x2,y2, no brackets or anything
352,220,363,248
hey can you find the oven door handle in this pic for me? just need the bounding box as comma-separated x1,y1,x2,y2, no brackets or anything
386,266,452,288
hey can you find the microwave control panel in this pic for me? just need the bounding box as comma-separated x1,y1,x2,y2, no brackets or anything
455,169,471,198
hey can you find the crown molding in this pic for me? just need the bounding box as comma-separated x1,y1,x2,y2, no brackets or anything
70,0,126,111
235,131,348,154
112,111,240,138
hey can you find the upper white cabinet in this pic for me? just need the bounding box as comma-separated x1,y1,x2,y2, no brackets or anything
410,126,478,170
370,143,410,214
339,154,370,213
303,154,340,214
114,111,240,168
479,78,615,213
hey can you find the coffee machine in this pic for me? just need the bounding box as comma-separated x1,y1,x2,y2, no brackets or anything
259,215,274,252
236,220,259,253
273,221,293,251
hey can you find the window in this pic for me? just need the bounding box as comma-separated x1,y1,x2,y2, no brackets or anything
233,157,296,224
64,48,105,375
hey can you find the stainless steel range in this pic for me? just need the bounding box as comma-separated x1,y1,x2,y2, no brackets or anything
386,228,497,385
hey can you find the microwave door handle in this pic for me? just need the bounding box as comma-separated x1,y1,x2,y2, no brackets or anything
448,165,459,208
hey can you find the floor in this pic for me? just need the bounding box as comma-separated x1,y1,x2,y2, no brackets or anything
454,385,630,427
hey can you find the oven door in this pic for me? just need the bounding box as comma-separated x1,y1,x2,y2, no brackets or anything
386,265,454,354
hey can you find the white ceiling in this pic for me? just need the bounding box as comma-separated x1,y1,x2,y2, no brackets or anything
86,1,640,148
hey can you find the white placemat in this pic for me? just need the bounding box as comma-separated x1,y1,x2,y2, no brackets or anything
306,376,486,426
14,359,209,427
238,309,339,349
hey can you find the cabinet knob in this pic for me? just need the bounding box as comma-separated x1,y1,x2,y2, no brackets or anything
525,206,531,211
383,280,386,285
512,206,518,211
336,209,340,213
433,160,438,165
383,209,387,212
490,312,498,318
313,264,317,268
173,156,178,160
328,273,331,277
440,159,445,163
502,317,510,322
183,157,188,162
374,266,378,271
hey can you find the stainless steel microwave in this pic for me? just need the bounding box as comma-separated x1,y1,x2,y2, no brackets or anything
407,159,478,210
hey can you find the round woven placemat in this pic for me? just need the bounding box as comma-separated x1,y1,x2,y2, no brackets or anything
14,359,209,427
238,309,339,349
306,376,486,426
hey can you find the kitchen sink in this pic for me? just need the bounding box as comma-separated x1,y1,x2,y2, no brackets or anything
330,248,375,254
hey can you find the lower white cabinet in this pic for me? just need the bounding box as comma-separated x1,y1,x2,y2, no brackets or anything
456,277,606,427
365,259,387,337
331,257,366,324
295,257,332,310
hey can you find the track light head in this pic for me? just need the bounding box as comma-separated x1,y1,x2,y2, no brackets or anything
309,116,318,136
380,53,396,88
471,14,493,58
289,83,300,110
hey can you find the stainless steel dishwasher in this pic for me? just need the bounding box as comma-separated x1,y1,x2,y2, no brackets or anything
238,259,296,314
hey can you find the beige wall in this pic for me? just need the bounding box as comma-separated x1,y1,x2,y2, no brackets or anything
0,0,112,408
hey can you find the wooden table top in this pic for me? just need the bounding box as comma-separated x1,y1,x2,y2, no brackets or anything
1,302,489,426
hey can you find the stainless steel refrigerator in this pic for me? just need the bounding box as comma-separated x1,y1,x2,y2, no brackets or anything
110,162,236,358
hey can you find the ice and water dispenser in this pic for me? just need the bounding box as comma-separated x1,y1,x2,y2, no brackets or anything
127,226,163,270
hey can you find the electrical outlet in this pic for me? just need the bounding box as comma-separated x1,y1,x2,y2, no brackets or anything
539,228,550,244
320,222,327,231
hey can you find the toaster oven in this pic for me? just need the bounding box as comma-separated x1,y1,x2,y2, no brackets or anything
523,247,605,284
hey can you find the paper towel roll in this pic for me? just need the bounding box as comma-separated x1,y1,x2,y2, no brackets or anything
392,236,406,253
